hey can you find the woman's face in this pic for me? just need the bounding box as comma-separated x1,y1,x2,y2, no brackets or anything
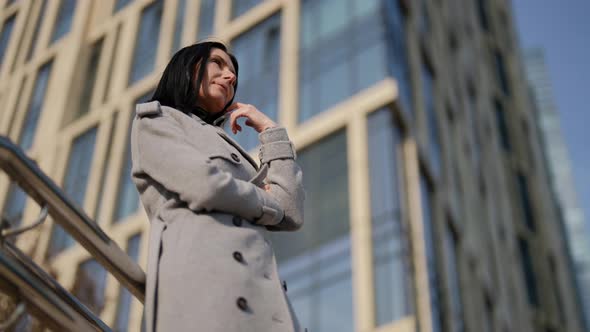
196,48,237,113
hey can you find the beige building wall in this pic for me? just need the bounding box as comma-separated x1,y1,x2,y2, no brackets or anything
0,0,584,331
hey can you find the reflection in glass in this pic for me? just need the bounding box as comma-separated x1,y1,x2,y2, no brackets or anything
2,183,27,229
420,174,442,332
172,0,186,54
368,109,413,325
19,61,53,151
268,130,353,332
47,127,97,258
72,259,108,316
197,0,215,40
114,92,151,222
0,15,15,65
47,127,97,257
50,0,76,43
231,0,262,18
114,234,142,332
129,0,163,85
298,0,387,123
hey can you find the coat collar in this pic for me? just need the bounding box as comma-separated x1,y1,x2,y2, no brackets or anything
188,113,259,171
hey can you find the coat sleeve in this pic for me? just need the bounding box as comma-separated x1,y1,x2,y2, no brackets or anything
257,127,305,231
132,114,284,226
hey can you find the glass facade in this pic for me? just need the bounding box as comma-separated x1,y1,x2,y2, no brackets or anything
269,130,352,332
516,172,536,231
231,0,263,18
420,172,442,332
422,60,441,177
114,0,133,13
2,183,27,228
47,127,98,258
518,238,539,307
114,92,151,222
129,0,163,85
494,50,510,95
114,234,142,332
368,108,413,325
494,99,511,152
18,61,53,151
171,0,187,54
197,0,215,40
50,0,76,43
298,0,388,122
444,223,464,332
25,0,48,61
227,14,280,151
75,38,104,121
72,259,108,316
0,14,15,65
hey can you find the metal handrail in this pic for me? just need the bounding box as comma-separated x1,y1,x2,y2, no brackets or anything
0,136,145,303
0,242,112,331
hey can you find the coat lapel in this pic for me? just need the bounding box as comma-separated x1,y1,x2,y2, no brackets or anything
215,129,260,171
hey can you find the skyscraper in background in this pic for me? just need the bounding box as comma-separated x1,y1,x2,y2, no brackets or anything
0,0,586,331
524,47,590,331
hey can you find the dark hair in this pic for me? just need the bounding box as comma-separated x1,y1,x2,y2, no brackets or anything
150,41,239,124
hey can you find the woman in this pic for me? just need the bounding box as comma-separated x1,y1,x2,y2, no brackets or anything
130,41,305,332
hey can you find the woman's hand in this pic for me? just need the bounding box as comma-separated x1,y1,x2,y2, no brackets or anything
226,102,277,134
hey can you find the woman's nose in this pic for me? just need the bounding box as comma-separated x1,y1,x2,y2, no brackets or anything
225,71,236,86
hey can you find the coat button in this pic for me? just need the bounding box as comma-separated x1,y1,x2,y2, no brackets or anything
282,280,287,292
233,251,244,263
237,297,248,311
232,216,242,227
231,153,240,162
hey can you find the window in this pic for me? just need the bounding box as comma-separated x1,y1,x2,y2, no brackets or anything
227,14,280,151
114,234,142,332
298,0,388,122
467,88,480,168
18,61,53,151
113,92,151,222
494,99,511,152
384,0,412,117
548,256,565,324
518,238,539,307
483,294,494,332
231,0,262,18
420,173,442,332
368,109,413,325
2,183,27,229
103,26,121,103
516,172,536,231
477,0,489,31
171,0,187,54
47,127,98,258
422,60,441,177
114,0,133,12
197,0,215,40
494,50,510,96
73,38,104,121
50,0,76,43
268,130,353,332
0,15,16,65
444,223,464,332
25,0,48,61
129,0,163,85
72,259,108,316
95,113,118,221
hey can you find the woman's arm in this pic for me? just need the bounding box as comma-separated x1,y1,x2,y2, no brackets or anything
131,113,284,226
226,102,305,232
257,127,304,231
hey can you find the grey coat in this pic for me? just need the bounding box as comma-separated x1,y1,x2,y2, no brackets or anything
130,101,305,332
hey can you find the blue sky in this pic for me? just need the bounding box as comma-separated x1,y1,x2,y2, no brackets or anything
512,1,590,230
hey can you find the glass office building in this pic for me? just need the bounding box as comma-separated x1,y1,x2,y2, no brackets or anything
0,1,585,331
